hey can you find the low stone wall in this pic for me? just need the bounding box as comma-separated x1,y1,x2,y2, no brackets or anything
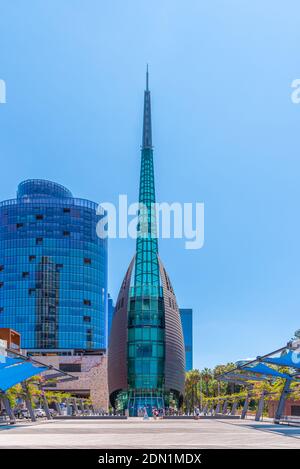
163,415,240,420
53,415,127,420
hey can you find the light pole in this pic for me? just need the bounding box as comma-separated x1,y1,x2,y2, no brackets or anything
200,373,203,413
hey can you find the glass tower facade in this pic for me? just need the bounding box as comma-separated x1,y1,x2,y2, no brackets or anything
108,70,185,416
0,179,107,351
179,308,193,371
127,68,166,414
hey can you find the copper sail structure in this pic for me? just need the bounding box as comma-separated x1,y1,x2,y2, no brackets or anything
108,69,185,416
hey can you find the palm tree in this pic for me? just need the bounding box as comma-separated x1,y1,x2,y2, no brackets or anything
202,368,212,396
184,370,201,414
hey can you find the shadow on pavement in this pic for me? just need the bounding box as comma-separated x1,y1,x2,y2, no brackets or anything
243,423,300,439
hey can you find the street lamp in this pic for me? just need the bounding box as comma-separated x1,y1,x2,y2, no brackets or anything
200,373,203,413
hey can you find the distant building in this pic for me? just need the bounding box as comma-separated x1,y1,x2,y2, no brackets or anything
107,294,115,345
38,353,108,411
0,339,6,356
179,308,193,371
0,328,21,351
268,399,300,418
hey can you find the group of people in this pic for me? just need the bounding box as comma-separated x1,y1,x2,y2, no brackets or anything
152,407,164,419
135,406,164,419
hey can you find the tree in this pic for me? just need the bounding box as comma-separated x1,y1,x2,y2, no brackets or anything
184,370,201,414
201,368,212,396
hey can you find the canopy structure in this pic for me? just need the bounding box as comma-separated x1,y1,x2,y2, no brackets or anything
0,356,23,369
0,350,79,425
242,363,293,380
215,339,300,424
0,350,78,393
0,355,49,392
218,372,267,384
216,365,292,386
262,350,300,370
217,341,300,385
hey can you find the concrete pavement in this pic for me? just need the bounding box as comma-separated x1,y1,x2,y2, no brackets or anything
0,417,300,448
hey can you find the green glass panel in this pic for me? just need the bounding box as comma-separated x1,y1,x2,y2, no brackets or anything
126,75,167,414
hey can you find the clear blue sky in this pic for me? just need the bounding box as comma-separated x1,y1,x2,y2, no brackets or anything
0,1,299,369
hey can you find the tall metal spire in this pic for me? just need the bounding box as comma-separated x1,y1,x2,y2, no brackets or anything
135,66,159,287
146,64,149,91
142,65,152,149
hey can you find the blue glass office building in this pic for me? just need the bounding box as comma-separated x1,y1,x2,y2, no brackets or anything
179,308,193,371
0,179,107,351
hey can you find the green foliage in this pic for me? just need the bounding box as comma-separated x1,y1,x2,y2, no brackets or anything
4,377,75,409
44,391,72,403
6,384,22,407
184,363,238,410
184,361,300,414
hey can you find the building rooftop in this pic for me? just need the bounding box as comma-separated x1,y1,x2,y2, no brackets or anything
17,179,73,199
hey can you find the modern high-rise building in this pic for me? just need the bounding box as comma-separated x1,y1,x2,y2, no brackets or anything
179,308,193,371
108,70,185,415
0,179,108,352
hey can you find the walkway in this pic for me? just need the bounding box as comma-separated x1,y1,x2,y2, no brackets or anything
0,418,300,448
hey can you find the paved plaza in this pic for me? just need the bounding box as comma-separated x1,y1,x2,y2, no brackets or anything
0,418,300,449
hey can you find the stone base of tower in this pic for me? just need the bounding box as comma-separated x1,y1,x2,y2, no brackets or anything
108,257,185,413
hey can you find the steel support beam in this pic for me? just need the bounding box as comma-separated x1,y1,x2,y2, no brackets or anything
84,403,90,414
1,394,16,424
41,392,52,420
72,398,79,415
66,398,72,416
231,401,238,416
255,391,265,421
55,401,62,415
222,399,228,414
22,383,36,422
241,396,249,419
274,378,292,424
79,399,85,413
